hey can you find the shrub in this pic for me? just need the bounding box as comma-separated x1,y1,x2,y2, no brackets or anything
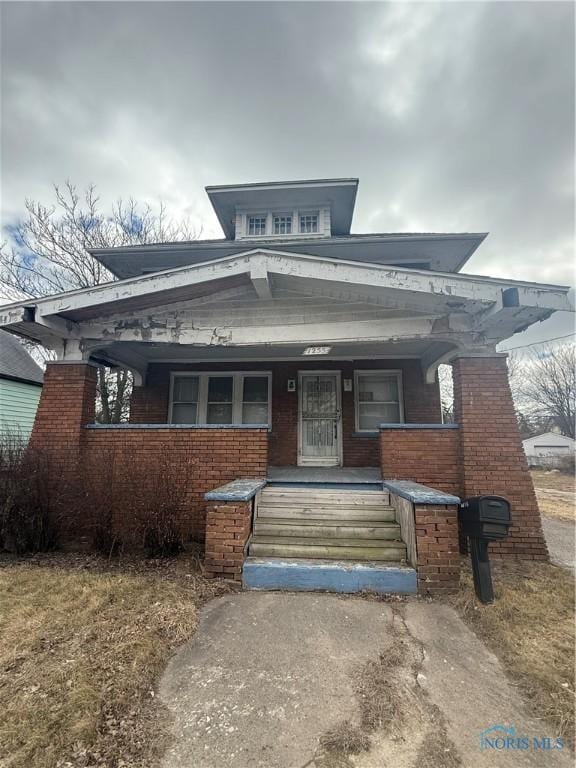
0,435,65,553
85,450,192,557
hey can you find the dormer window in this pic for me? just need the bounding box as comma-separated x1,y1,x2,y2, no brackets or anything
299,212,319,233
248,215,267,236
273,214,292,235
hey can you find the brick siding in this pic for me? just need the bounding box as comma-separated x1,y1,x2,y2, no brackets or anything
414,503,460,593
453,356,548,560
204,501,253,581
380,428,461,496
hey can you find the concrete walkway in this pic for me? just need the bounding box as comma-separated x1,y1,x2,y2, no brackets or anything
542,516,576,571
159,593,572,768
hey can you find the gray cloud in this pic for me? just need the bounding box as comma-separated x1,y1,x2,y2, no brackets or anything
1,1,574,346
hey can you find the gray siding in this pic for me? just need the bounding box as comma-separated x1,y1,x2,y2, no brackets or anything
0,378,42,439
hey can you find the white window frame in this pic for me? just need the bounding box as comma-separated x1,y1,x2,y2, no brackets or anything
353,370,404,433
169,371,272,425
299,210,320,234
272,212,293,235
246,214,268,237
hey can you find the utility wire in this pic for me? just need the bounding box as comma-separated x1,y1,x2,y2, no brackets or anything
499,332,576,352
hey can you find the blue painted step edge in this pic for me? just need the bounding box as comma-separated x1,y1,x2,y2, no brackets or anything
243,558,417,595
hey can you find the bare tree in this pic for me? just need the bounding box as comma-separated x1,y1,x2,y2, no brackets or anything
0,182,198,421
515,344,576,439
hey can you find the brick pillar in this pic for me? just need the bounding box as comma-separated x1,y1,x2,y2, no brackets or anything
30,362,97,459
452,356,548,560
204,501,253,581
415,503,460,594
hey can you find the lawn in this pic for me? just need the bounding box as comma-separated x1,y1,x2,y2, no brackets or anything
452,558,575,748
0,552,230,768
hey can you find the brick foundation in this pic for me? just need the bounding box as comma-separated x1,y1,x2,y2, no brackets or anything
414,503,460,594
204,501,253,581
380,427,461,496
453,356,548,561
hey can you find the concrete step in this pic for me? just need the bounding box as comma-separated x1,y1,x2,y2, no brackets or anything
248,541,407,561
243,557,417,594
253,520,402,539
256,505,396,521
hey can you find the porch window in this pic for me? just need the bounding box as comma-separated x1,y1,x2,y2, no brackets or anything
169,372,271,425
171,375,199,423
354,371,403,432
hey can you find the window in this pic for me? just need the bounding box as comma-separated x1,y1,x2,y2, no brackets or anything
247,215,267,236
169,372,271,425
354,371,403,432
299,212,319,233
171,375,199,424
273,214,292,235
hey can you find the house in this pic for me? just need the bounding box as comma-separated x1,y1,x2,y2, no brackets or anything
523,432,575,468
0,177,572,594
0,329,43,439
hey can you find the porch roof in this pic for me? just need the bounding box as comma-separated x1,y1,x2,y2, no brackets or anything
0,248,571,382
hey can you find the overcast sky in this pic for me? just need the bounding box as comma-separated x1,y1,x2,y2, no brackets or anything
1,1,574,348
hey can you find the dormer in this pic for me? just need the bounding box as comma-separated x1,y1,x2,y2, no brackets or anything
206,178,358,241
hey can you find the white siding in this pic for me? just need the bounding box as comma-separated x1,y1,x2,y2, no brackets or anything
0,378,42,439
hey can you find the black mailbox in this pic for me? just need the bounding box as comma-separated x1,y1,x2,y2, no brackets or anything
459,495,512,604
459,496,512,540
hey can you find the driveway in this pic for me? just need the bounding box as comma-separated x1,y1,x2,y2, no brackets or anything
159,593,572,768
542,516,576,570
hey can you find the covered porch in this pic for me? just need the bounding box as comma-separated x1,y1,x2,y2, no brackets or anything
0,247,569,592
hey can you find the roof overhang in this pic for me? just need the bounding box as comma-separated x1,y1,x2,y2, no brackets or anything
89,231,487,280
206,178,359,238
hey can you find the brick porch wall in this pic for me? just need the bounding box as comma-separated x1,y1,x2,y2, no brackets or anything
453,356,548,560
130,359,442,467
380,427,461,496
82,427,268,542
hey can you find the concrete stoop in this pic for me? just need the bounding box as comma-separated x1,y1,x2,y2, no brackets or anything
242,557,417,594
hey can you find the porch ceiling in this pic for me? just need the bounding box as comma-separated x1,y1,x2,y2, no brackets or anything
89,338,454,367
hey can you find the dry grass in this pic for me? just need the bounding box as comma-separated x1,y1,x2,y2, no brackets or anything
0,552,230,768
530,470,575,521
535,492,575,521
452,559,575,747
531,470,575,494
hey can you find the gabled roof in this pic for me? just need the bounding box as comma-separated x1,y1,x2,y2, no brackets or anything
0,330,43,385
0,248,571,348
522,431,575,445
206,177,358,238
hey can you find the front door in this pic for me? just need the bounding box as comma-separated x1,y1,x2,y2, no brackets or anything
298,372,342,466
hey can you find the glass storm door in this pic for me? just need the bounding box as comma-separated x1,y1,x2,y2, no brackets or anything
298,373,342,466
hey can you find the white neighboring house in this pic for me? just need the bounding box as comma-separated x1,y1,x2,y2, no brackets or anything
522,431,575,467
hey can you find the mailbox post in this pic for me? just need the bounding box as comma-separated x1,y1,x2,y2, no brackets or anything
459,496,512,604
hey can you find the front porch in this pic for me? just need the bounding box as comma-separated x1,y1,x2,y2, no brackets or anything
2,248,565,594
